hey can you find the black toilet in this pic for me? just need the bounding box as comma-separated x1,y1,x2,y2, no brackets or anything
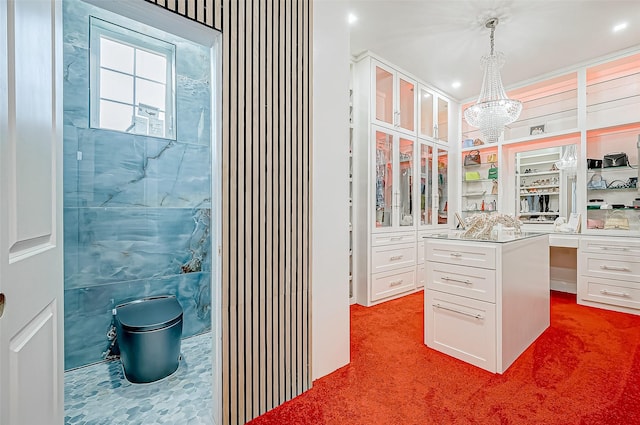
115,295,183,384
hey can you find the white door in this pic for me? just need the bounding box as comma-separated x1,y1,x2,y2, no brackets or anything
0,1,64,424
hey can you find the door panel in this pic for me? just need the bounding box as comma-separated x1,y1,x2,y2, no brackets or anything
0,1,64,424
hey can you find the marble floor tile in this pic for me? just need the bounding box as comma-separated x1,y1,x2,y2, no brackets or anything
64,333,213,425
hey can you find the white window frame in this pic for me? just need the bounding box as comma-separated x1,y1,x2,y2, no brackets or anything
89,16,176,140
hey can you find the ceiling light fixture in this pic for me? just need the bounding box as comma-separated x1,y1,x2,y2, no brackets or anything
464,17,522,143
613,22,628,32
348,13,358,25
451,81,461,89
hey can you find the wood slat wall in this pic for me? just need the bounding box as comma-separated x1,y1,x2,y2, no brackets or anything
143,1,312,424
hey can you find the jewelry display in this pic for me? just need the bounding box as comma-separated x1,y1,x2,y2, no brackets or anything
461,213,522,240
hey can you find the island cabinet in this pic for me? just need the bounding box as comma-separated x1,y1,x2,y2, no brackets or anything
424,233,550,373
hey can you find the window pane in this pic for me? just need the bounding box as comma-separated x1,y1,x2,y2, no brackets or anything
100,69,133,104
137,49,167,83
99,100,134,132
100,37,134,74
136,78,166,111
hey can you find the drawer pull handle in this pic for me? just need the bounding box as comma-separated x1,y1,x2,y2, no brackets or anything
390,255,404,261
600,246,629,251
389,279,404,287
441,276,472,285
450,252,462,258
600,265,630,272
390,237,402,241
433,303,483,320
600,289,630,298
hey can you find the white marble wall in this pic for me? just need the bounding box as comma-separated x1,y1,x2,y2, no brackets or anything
63,0,213,370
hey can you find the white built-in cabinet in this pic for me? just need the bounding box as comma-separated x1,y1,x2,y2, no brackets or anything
372,59,417,135
424,234,550,373
352,53,454,306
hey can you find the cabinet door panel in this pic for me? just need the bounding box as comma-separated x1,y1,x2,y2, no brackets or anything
374,64,394,126
398,137,414,227
419,87,434,138
419,142,433,226
425,290,496,373
398,76,415,132
374,130,394,229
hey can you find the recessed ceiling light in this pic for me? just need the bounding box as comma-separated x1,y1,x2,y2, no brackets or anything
452,81,461,89
613,22,628,32
348,13,358,25
423,93,431,98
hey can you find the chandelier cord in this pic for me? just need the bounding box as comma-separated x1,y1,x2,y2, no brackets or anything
489,25,495,55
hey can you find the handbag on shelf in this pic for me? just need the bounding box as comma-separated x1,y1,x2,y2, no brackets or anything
604,210,630,230
464,150,481,166
491,180,498,195
603,152,629,168
488,164,498,180
473,138,484,146
587,218,605,230
587,158,603,169
486,153,497,163
587,173,607,190
465,171,481,181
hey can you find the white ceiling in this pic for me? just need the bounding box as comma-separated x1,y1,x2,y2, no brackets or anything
348,0,640,102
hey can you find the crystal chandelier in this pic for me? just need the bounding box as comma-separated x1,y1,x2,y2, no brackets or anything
464,18,522,143
555,144,578,176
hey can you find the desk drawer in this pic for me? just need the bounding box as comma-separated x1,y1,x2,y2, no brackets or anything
426,241,496,270
371,268,415,302
372,232,415,246
579,275,640,311
580,252,640,282
425,290,496,373
580,237,640,256
372,243,416,273
427,261,496,303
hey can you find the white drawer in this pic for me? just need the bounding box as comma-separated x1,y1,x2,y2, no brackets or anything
580,252,640,282
371,268,415,302
417,240,425,264
579,275,640,311
371,243,416,273
417,263,425,289
426,262,496,303
425,290,496,373
426,241,496,270
580,237,640,256
372,232,415,246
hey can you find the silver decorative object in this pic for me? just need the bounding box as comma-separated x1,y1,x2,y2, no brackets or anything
461,213,522,240
464,17,522,144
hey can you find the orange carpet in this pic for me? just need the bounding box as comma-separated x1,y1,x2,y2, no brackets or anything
248,291,640,425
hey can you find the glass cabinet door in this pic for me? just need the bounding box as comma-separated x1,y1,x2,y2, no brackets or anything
437,148,448,224
437,97,449,142
420,142,433,225
419,87,434,138
398,76,416,132
375,65,394,126
398,137,414,227
374,130,394,229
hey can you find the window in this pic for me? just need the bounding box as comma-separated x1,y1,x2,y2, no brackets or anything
89,17,176,139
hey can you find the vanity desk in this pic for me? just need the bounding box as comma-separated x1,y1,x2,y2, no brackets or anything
423,232,550,374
